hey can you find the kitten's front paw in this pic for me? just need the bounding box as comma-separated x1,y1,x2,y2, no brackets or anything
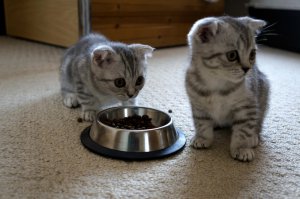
230,147,255,162
81,110,96,122
63,93,79,108
191,136,213,149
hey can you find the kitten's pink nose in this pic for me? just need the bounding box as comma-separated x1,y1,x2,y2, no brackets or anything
127,88,135,98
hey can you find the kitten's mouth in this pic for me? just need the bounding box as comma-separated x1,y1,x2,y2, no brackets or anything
116,94,131,101
225,74,245,83
232,78,244,83
226,70,245,82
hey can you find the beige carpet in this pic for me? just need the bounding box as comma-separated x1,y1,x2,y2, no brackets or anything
1,36,300,199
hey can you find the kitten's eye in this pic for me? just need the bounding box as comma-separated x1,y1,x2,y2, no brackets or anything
249,49,256,62
226,50,239,62
114,78,126,88
135,76,144,86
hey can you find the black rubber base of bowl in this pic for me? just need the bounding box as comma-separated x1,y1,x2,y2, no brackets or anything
80,126,186,160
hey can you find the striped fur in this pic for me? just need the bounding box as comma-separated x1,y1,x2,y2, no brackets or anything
185,16,270,161
60,33,154,121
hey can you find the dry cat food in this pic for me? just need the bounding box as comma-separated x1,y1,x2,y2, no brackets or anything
102,114,156,129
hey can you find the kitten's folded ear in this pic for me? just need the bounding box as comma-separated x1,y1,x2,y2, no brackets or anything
92,45,115,66
238,17,266,33
128,44,155,59
188,17,220,44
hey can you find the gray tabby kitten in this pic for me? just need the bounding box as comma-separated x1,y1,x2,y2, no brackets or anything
185,16,269,161
60,33,154,121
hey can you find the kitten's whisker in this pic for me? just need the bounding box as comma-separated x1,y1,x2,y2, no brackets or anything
261,22,278,32
256,38,268,42
260,29,276,33
257,22,278,37
256,38,268,44
260,33,279,36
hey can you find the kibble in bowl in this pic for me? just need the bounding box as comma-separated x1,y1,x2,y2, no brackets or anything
101,114,156,130
84,106,184,156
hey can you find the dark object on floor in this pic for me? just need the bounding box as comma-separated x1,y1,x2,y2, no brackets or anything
249,7,300,53
0,0,5,35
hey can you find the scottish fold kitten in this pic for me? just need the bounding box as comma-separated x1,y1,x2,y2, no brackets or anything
185,16,269,161
60,33,154,121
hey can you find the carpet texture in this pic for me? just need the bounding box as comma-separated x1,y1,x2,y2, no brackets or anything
1,36,299,199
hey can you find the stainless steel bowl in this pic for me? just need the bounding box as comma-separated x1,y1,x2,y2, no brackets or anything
81,106,186,160
90,106,178,152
